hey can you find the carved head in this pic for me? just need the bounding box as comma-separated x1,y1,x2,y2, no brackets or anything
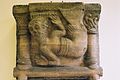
28,16,49,43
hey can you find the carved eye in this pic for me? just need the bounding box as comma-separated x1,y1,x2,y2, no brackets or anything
35,25,39,30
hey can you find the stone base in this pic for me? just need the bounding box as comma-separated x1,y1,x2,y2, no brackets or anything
28,77,88,80
14,66,99,80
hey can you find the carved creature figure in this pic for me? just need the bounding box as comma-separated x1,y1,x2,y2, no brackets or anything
29,7,87,66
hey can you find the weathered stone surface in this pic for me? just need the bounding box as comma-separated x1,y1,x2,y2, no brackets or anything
13,2,102,80
14,66,101,80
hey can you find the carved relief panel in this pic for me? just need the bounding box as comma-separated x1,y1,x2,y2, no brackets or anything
13,2,102,80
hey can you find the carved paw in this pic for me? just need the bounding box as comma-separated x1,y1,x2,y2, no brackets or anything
48,60,60,66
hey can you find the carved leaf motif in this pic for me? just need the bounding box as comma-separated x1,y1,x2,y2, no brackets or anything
83,12,100,33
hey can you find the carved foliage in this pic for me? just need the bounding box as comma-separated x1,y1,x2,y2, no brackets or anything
83,4,101,34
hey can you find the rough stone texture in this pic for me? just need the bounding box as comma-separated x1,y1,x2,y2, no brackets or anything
13,2,102,80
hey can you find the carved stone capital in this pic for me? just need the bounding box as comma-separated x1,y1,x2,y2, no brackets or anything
13,2,103,80
83,4,101,34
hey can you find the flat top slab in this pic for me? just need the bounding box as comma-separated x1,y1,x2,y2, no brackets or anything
29,2,84,12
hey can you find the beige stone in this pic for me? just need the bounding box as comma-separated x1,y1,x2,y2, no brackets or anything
13,2,102,80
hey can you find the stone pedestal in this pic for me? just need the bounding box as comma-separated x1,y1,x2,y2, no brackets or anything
14,67,101,80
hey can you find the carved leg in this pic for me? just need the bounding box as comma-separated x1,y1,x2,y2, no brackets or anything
17,75,27,80
40,46,60,65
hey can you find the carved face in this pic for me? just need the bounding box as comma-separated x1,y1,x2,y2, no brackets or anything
29,17,49,37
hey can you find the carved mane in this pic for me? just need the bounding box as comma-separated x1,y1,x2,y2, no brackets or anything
29,16,48,45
